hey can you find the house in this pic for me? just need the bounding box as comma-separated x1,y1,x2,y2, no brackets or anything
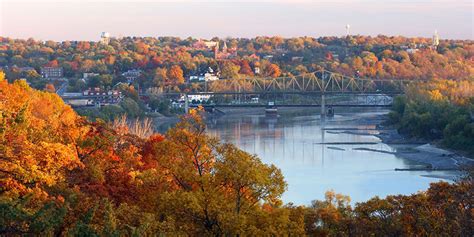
83,72,99,79
200,72,219,82
263,55,274,60
82,88,122,106
14,66,36,73
189,76,200,81
121,69,141,82
254,66,260,75
41,67,63,79
189,67,219,82
83,87,121,96
291,56,304,62
406,48,419,54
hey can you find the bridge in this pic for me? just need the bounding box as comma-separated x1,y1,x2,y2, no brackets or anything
162,69,423,115
60,69,423,115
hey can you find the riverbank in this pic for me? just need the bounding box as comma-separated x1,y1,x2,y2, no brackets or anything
153,107,473,175
369,114,474,171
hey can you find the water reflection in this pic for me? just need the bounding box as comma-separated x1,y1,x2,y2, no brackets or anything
206,109,455,205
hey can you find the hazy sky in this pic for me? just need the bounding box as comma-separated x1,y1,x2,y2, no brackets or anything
1,0,472,41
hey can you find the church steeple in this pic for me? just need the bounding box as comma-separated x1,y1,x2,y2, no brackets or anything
432,30,440,49
222,41,228,53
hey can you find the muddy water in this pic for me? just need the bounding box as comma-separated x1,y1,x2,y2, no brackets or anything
204,108,455,205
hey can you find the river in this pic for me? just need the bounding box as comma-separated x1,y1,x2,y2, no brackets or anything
156,108,456,205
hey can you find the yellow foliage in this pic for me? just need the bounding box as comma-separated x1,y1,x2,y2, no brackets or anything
428,89,445,101
0,77,84,197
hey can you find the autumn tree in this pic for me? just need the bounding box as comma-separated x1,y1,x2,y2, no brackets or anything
239,60,254,76
220,61,240,79
153,67,168,87
143,109,289,235
0,78,83,197
167,65,185,85
45,59,59,68
264,63,282,78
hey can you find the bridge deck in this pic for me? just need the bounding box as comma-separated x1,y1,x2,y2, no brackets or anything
189,104,392,108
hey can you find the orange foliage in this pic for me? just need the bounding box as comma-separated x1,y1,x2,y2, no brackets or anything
0,77,84,197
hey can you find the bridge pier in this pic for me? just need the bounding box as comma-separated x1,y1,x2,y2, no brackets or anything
184,94,189,113
321,94,326,118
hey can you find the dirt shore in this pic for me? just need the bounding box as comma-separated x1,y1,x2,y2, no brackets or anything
369,114,474,170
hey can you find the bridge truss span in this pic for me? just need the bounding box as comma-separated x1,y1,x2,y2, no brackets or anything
198,69,420,94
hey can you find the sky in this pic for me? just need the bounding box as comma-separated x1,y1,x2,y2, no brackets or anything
0,0,472,41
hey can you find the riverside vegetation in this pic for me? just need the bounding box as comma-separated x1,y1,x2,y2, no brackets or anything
389,79,474,156
1,71,473,236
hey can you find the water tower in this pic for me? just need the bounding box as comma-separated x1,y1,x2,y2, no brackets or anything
100,32,110,45
345,24,351,36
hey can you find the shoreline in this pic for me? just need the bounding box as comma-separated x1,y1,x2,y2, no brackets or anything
153,108,473,177
368,114,474,172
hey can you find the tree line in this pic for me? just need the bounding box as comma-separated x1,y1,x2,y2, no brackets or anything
0,35,472,93
389,79,474,156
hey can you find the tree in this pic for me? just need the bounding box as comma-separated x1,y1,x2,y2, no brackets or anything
167,65,184,85
264,63,281,78
220,61,240,79
120,98,141,118
0,78,83,198
153,67,168,86
45,60,59,68
143,109,290,235
239,60,254,76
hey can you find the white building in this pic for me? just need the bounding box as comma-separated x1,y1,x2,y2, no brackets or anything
199,73,219,82
254,67,260,75
406,48,419,54
83,72,99,79
190,67,219,82
180,94,212,103
122,69,141,82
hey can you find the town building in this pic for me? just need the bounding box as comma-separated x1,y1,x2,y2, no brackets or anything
189,67,219,82
82,88,122,106
83,87,121,96
83,72,99,79
193,39,219,50
254,67,260,75
406,48,419,54
263,55,274,60
215,41,237,60
41,67,63,79
121,69,141,82
291,56,304,62
13,66,36,73
200,73,219,82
